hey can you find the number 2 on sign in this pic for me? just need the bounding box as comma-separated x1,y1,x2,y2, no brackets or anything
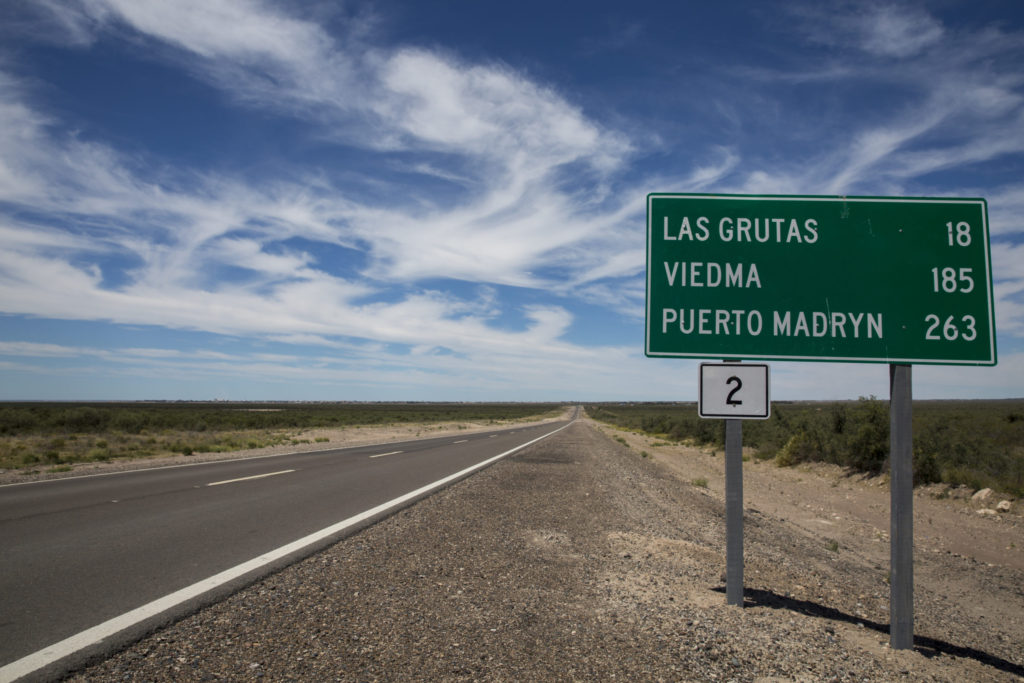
726,376,743,405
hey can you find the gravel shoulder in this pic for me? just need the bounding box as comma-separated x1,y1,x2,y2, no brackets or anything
66,419,1023,682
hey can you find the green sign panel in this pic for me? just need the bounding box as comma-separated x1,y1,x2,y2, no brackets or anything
645,194,996,365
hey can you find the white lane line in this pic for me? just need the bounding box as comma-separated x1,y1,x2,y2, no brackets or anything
369,451,403,459
206,470,295,487
489,435,497,438
0,420,572,683
453,439,468,444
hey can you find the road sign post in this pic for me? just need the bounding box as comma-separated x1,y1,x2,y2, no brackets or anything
700,361,770,606
725,412,743,606
647,194,996,648
890,364,914,649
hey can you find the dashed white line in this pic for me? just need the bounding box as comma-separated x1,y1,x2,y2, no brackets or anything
453,439,468,444
369,451,403,459
206,470,295,487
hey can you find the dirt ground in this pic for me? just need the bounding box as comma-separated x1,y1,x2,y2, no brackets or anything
596,420,1023,677
596,422,1023,570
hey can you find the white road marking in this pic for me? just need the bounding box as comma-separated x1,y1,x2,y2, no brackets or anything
453,439,468,443
206,470,295,487
369,451,403,459
0,421,573,683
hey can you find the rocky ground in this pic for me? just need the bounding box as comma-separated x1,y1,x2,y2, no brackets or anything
64,419,1022,682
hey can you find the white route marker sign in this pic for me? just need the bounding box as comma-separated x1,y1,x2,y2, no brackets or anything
698,363,770,419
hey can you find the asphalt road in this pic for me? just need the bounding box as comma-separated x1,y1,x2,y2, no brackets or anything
0,418,571,677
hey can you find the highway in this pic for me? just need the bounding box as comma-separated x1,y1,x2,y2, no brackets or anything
0,417,572,679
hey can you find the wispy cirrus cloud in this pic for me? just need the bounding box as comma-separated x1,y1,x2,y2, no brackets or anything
7,0,640,293
722,3,1024,199
800,2,945,59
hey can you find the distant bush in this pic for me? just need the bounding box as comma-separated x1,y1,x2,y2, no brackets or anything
0,402,563,436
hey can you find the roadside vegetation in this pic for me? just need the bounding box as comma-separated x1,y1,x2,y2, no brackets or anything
0,402,563,472
586,399,1024,497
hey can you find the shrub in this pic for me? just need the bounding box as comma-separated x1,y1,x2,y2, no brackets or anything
914,451,942,485
57,407,107,432
942,465,989,492
777,431,817,467
0,408,38,435
112,411,147,434
845,397,889,473
88,448,110,461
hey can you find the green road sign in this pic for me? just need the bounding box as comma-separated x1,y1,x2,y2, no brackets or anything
645,194,996,365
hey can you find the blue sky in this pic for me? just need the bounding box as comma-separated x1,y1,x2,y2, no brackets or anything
1,0,1023,401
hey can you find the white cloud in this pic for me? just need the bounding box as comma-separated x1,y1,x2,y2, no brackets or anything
735,5,1024,199
6,0,638,295
0,341,84,357
204,238,316,278
96,0,332,63
987,184,1024,237
792,2,944,60
993,242,1024,282
857,5,944,59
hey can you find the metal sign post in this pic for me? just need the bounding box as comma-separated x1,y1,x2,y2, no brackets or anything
890,364,914,649
725,414,744,606
700,362,770,607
